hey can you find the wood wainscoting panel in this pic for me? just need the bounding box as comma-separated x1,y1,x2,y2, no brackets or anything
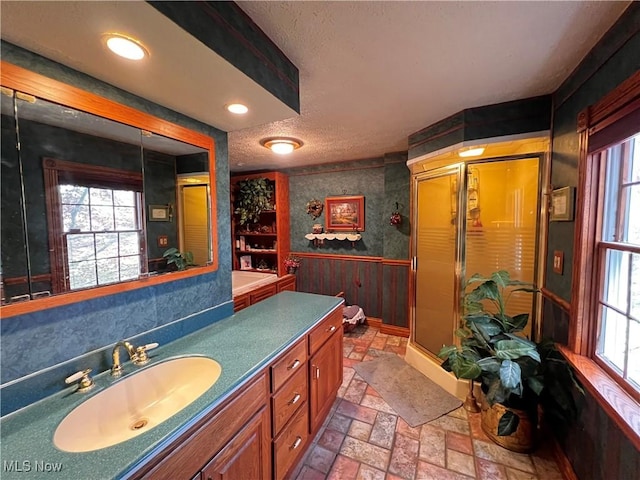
294,253,410,329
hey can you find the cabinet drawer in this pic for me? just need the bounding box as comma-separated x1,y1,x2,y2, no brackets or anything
250,283,277,304
271,338,307,392
271,366,307,436
273,404,309,480
308,306,343,355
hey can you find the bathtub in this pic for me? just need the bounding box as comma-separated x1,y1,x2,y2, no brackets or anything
232,270,279,297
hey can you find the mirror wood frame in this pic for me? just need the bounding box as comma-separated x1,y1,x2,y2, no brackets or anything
1,61,218,319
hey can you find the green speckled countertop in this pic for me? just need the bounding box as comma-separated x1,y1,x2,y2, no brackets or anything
0,291,343,480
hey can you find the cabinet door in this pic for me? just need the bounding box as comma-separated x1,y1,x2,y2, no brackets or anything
201,407,271,480
309,330,343,433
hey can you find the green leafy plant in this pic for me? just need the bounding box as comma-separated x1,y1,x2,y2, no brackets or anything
162,247,195,271
234,177,274,225
438,270,582,436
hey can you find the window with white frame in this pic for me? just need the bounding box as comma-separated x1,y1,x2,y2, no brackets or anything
60,184,143,290
595,132,640,397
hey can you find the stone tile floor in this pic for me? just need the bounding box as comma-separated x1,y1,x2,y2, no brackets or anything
291,325,564,480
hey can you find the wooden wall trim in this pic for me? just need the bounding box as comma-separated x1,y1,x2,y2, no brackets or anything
558,345,640,451
586,70,640,128
550,432,579,480
2,273,51,287
293,252,383,263
365,317,410,338
540,287,571,314
381,259,411,266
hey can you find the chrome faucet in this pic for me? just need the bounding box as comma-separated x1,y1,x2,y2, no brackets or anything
111,340,159,377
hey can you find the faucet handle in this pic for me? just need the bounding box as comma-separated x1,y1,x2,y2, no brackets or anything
134,342,159,365
65,368,94,393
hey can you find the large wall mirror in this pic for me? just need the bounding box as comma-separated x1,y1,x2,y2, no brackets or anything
0,62,218,317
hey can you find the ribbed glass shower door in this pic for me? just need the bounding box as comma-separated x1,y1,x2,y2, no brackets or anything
412,156,542,355
413,165,463,356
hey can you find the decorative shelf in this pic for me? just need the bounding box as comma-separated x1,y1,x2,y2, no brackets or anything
304,233,362,247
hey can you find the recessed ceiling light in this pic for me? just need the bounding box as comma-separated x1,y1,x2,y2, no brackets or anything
104,34,148,60
261,138,303,155
458,146,485,158
227,103,249,114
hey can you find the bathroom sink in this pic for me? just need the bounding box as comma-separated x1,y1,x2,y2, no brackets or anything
53,356,222,453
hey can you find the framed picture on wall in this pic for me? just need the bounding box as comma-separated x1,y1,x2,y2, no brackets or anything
325,195,365,231
550,187,575,221
149,204,171,222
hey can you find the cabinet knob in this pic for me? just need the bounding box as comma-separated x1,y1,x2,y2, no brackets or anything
327,325,336,333
289,393,301,405
288,359,301,370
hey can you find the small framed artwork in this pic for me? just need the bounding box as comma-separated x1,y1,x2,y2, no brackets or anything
325,195,365,231
240,255,252,270
149,205,171,222
550,187,575,221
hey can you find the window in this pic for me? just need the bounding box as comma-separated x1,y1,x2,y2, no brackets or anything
571,71,640,412
60,185,143,290
594,133,640,399
43,158,145,293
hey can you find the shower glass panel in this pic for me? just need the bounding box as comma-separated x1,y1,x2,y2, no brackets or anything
180,184,210,266
464,157,540,337
414,168,460,355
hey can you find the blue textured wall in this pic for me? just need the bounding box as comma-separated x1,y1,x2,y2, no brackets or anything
0,44,233,393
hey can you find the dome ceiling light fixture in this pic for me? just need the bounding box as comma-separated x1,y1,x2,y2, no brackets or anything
226,103,249,114
458,146,486,158
261,137,303,155
103,33,148,60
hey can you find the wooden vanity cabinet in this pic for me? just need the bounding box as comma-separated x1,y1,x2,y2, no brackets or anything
309,312,343,433
201,406,271,480
136,374,270,480
134,304,343,480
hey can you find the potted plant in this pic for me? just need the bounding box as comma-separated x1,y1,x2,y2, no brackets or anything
234,177,274,226
284,255,301,274
438,270,582,452
163,247,195,271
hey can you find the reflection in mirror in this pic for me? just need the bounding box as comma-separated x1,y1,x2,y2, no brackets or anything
1,94,213,305
141,132,211,273
2,93,145,304
0,63,216,315
1,89,30,303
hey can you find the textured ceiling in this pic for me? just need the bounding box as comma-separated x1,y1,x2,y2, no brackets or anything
231,1,629,171
0,1,631,173
0,1,297,133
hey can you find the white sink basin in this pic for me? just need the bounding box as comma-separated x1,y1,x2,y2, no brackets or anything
53,356,222,453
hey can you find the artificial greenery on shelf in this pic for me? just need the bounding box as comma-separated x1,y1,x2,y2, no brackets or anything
234,177,275,225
